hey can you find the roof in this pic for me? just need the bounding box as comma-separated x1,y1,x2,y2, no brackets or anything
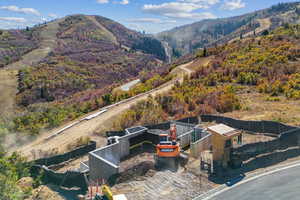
125,126,147,134
207,124,240,137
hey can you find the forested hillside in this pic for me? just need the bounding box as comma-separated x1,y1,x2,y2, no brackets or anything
157,2,300,58
7,15,170,134
114,24,300,129
0,29,40,67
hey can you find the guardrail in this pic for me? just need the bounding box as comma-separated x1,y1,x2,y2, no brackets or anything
44,78,180,141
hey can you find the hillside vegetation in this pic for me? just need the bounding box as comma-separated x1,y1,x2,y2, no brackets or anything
0,29,40,67
114,24,300,129
157,2,300,57
7,15,169,134
0,146,31,200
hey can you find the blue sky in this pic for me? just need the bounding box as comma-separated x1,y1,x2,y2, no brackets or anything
0,0,298,33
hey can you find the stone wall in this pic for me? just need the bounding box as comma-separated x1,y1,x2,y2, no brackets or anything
30,165,88,191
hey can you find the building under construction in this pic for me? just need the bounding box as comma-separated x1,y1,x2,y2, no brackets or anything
81,121,201,182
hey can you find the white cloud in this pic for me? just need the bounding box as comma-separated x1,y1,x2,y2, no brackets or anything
222,0,245,10
165,12,216,19
97,0,109,4
142,1,217,20
48,13,58,18
143,2,207,15
127,18,177,24
179,0,219,5
0,5,40,16
119,0,129,5
0,17,27,23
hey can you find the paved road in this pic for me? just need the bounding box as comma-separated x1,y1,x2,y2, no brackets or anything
210,165,300,200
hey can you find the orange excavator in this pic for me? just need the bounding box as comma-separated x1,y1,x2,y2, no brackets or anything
155,124,180,170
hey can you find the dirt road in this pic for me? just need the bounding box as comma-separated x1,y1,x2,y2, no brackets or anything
229,18,271,43
14,60,196,158
0,69,18,117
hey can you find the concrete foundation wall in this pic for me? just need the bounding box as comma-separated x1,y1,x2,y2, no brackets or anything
175,122,194,136
89,127,148,181
95,143,121,165
178,130,192,148
118,137,130,159
89,152,119,181
190,134,212,158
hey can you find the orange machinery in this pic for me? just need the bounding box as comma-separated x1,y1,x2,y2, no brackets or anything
155,124,180,169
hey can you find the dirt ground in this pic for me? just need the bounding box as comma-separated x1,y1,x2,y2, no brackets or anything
242,132,275,145
112,157,215,200
225,88,300,126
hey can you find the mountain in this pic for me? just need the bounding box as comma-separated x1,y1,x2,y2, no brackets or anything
157,2,300,58
14,14,169,105
0,28,40,67
116,23,300,130
0,14,170,134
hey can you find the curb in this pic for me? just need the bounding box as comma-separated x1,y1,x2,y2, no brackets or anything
194,159,300,200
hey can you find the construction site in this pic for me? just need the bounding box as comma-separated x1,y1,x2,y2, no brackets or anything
81,120,211,200
28,113,300,200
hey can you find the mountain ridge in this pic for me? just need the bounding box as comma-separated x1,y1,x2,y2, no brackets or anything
157,1,300,58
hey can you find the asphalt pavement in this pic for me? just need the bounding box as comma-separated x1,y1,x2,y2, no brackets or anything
210,165,300,200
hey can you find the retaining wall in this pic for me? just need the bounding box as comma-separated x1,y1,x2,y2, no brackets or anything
31,165,88,191
89,127,148,181
34,141,96,166
190,129,212,158
176,116,199,124
201,115,297,135
29,141,96,191
89,149,119,182
144,121,171,130
232,128,300,162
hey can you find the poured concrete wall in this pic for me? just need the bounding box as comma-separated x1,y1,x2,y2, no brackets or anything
176,122,195,148
178,130,192,148
89,127,148,181
89,150,119,181
190,134,212,158
175,122,194,136
89,123,198,181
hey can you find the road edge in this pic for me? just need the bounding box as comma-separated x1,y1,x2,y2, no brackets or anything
194,159,300,200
